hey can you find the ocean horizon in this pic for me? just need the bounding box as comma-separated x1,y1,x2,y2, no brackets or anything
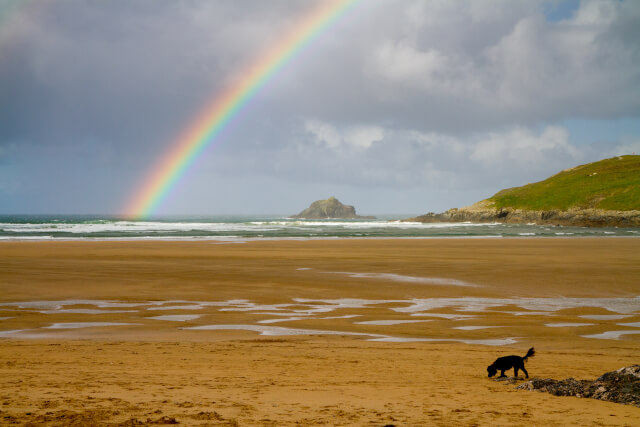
0,214,637,241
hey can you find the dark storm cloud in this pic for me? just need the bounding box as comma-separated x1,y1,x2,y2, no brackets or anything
2,1,213,150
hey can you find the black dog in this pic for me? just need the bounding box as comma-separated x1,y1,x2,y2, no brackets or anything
487,347,535,378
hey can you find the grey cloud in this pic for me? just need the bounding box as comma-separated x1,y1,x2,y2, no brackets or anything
4,0,638,143
1,0,639,214
210,118,588,190
268,0,640,131
0,0,305,148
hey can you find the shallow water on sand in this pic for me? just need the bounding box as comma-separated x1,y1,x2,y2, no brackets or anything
2,297,639,344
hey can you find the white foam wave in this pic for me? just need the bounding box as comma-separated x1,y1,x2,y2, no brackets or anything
0,221,279,234
0,218,506,236
0,235,56,240
256,220,498,229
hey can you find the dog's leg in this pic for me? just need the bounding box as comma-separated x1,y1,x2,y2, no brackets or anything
514,367,519,378
499,370,506,378
522,367,528,379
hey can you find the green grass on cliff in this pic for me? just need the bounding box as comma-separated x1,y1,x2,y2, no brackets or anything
488,155,640,211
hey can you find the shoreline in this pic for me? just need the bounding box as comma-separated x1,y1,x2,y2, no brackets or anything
2,216,639,242
1,233,639,243
409,208,640,228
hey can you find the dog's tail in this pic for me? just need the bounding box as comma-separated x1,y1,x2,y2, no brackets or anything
523,347,535,362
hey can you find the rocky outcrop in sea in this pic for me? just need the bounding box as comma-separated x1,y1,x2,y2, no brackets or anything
291,197,375,219
516,365,640,407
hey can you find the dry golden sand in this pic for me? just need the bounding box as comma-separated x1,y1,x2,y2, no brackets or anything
1,238,639,426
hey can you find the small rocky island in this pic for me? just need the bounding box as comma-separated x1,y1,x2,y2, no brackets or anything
408,155,640,227
291,197,375,219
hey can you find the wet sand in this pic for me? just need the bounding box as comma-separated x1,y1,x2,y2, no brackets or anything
1,238,639,425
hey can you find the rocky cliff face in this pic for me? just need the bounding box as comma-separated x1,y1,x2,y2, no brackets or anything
407,200,640,228
291,197,375,219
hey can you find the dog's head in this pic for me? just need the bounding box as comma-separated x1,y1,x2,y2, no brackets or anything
487,365,497,377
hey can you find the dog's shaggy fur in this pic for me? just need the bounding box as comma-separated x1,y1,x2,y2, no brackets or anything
487,347,535,378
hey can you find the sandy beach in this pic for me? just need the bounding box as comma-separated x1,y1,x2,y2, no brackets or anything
1,238,639,425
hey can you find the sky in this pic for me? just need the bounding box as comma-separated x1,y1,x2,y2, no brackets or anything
1,0,639,216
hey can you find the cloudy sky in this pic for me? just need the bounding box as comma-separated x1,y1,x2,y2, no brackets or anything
1,0,639,215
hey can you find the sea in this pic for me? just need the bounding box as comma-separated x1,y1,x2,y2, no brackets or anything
0,215,637,240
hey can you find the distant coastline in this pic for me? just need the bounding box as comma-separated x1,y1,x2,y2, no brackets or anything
408,155,640,228
406,207,640,228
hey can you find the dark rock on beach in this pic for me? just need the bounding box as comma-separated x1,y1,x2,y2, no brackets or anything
292,197,375,219
119,415,179,425
516,365,640,407
493,376,520,384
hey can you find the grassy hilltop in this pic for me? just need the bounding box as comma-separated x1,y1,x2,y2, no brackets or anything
410,155,640,226
487,155,640,211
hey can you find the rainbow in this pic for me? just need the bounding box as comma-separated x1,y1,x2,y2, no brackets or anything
125,0,359,218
